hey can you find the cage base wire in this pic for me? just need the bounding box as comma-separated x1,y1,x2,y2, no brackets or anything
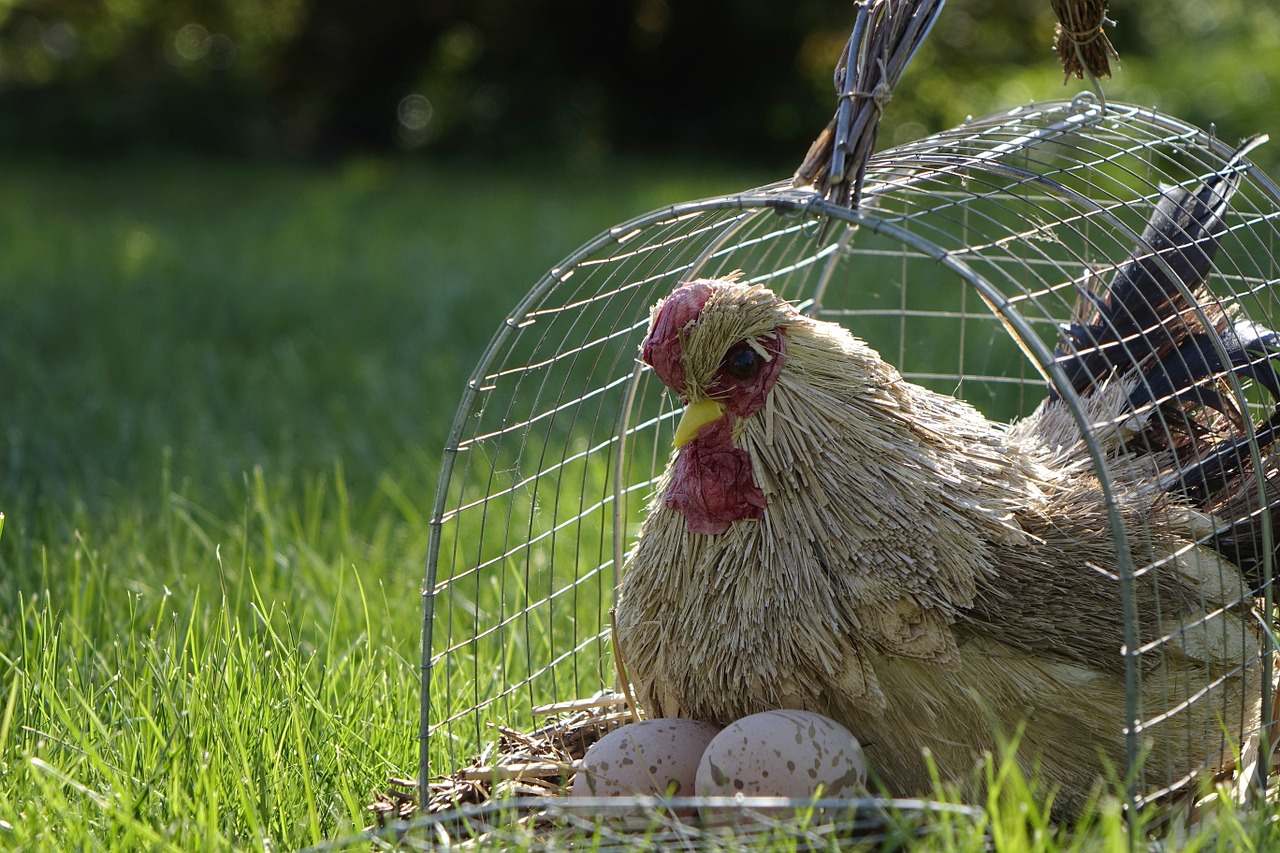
361,796,985,851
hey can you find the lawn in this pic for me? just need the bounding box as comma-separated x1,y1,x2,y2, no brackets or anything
3,149,1280,851
0,154,773,849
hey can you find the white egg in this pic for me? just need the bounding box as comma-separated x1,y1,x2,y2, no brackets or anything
695,710,867,799
572,718,723,798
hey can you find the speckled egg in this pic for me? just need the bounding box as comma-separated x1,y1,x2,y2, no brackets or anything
695,710,867,798
571,719,723,798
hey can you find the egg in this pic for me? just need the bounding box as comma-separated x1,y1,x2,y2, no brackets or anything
695,710,867,799
571,718,722,798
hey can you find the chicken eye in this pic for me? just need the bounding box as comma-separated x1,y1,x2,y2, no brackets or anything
723,343,761,379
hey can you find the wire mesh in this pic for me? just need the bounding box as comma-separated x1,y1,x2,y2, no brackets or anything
421,94,1280,828
364,796,985,851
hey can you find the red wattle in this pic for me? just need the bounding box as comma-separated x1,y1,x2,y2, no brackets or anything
664,416,766,534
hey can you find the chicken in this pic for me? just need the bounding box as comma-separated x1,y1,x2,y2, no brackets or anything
613,139,1276,815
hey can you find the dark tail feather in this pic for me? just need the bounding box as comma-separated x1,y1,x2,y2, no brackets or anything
1104,134,1268,339
1046,136,1280,588
1126,320,1280,416
1052,134,1270,399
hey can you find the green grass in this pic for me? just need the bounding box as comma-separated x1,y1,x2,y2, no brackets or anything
0,154,774,849
1,151,1278,851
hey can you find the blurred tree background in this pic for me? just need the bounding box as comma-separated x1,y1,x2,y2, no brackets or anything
4,5,1280,847
1,0,1277,171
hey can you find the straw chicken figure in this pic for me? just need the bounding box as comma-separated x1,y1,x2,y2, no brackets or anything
614,138,1276,814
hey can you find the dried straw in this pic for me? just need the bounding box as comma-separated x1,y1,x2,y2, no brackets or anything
793,0,945,209
370,690,989,847
612,279,1268,819
1050,0,1118,81
371,693,632,826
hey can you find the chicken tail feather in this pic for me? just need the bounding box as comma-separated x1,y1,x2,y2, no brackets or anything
1044,136,1280,586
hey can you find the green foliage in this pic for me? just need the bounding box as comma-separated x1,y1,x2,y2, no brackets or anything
1,1,1278,165
787,1,1280,180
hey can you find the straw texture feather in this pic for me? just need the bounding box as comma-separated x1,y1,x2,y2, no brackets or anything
616,142,1277,814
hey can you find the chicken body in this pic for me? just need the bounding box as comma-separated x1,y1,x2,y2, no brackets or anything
615,288,1261,812
614,144,1279,812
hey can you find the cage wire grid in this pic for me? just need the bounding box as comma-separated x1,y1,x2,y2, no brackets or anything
417,94,1280,837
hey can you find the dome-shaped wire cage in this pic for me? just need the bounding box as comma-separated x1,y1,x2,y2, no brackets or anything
414,93,1280,841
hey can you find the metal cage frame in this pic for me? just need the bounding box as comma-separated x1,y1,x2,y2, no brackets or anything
419,94,1280,825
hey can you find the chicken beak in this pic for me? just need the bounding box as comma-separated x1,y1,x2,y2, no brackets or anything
673,399,725,448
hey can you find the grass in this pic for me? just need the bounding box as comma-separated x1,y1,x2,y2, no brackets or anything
0,150,1278,851
0,153,774,849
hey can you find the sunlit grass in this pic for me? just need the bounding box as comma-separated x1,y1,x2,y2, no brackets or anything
2,152,1279,850
0,154,771,848
0,466,421,848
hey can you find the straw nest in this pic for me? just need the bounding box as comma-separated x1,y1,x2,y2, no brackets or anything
369,693,990,848
1050,0,1118,80
371,692,1280,849
370,693,632,827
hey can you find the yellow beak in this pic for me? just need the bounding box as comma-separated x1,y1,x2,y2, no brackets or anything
673,399,726,448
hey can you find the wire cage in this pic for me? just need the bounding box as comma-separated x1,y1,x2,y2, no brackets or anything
416,93,1280,840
